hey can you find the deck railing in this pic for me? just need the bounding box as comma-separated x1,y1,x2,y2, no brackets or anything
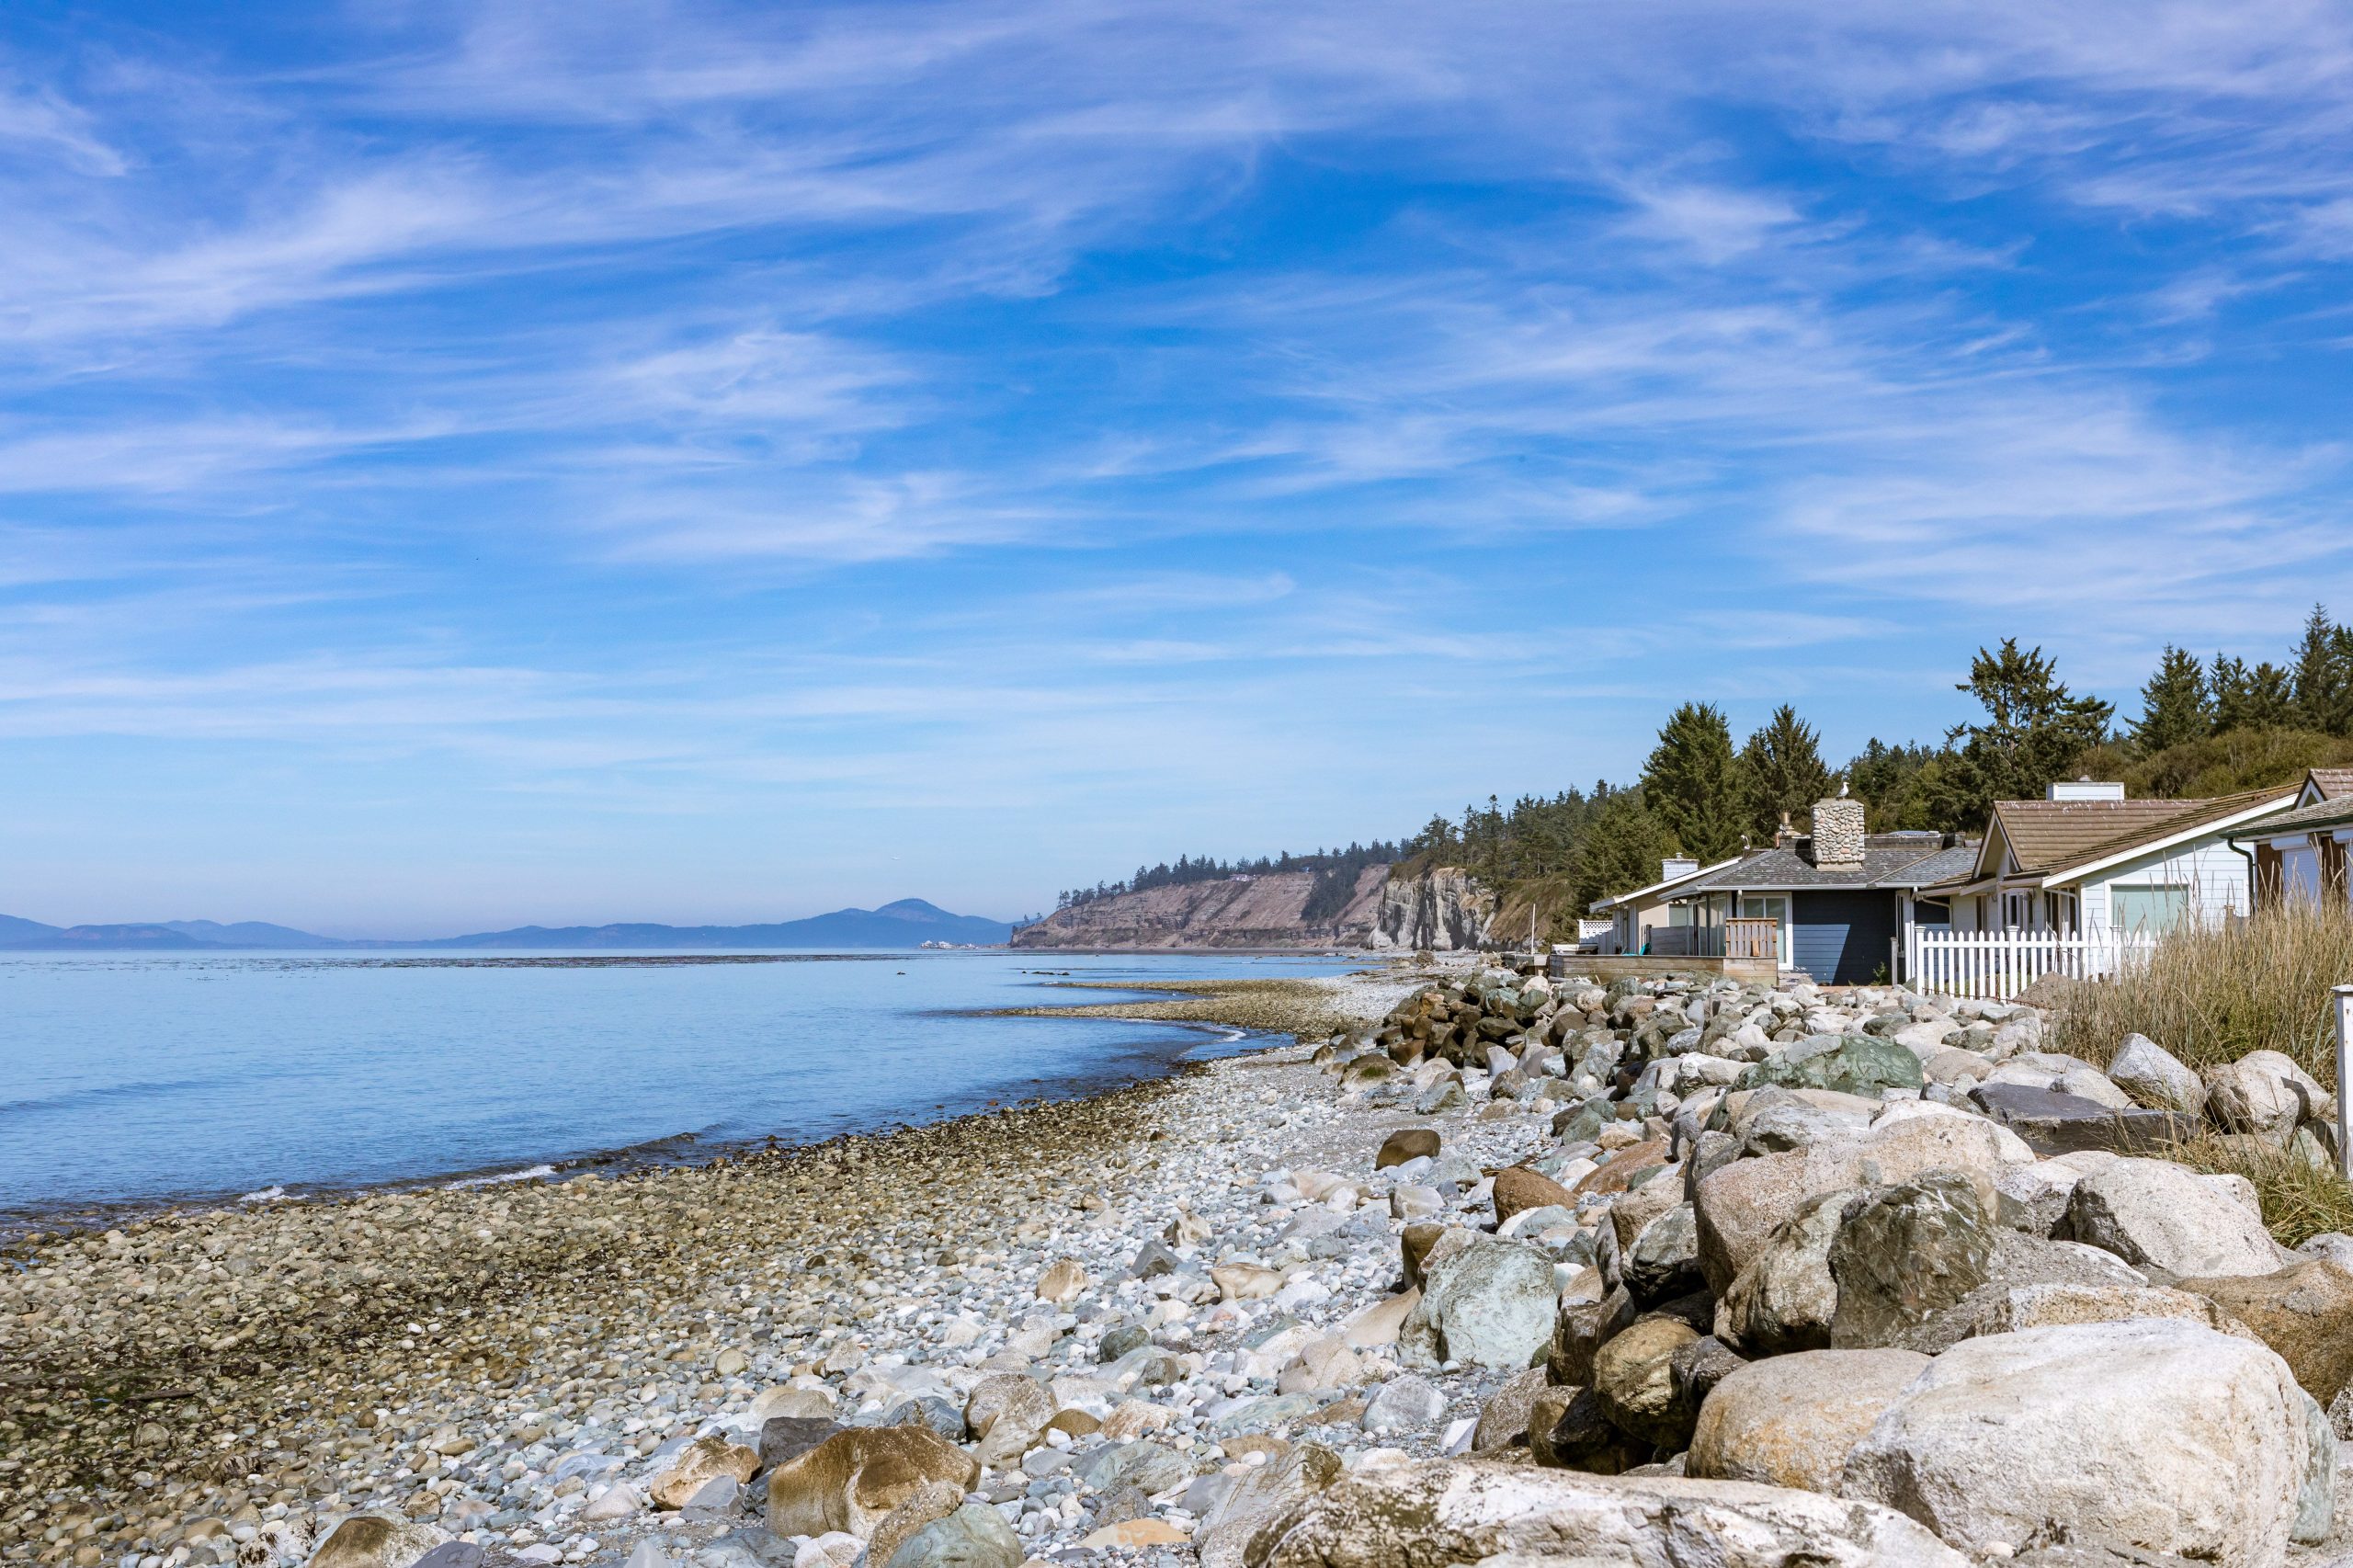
1636,919,1779,962
1725,917,1779,962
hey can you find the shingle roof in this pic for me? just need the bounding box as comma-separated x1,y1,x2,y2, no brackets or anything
1880,844,1980,887
2227,793,2353,841
1981,786,2281,879
1671,842,1949,893
2309,767,2353,801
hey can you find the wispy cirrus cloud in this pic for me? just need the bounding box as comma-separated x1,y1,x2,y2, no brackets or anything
5,0,2353,926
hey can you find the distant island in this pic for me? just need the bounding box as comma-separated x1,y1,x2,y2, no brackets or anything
0,899,1013,951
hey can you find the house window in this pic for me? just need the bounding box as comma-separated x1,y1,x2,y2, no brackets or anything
2043,892,2077,933
2110,883,2190,933
2002,891,2029,931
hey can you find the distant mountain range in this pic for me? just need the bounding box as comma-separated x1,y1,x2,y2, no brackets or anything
0,900,1013,951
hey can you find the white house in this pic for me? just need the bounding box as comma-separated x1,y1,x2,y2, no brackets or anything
1587,854,1739,955
1924,779,2299,937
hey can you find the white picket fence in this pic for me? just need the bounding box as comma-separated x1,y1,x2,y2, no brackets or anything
1904,926,2158,1002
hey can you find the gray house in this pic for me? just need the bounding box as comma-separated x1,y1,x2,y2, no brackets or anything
1662,795,1974,984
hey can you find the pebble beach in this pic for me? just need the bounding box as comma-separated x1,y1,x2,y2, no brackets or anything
6,962,1520,1568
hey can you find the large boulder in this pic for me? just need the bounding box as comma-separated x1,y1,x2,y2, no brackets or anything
1197,1440,1341,1568
1688,1349,1928,1494
881,1504,1022,1568
1549,1286,1635,1387
1694,1119,2004,1295
1828,1173,1997,1351
964,1373,1052,1465
1256,1459,1968,1568
649,1432,760,1509
1591,1312,1700,1449
1399,1233,1554,1370
1375,1128,1440,1168
767,1427,982,1540
1470,1365,1549,1451
2205,1051,2328,1145
1841,1321,2311,1568
2178,1260,2353,1403
1716,1190,1847,1357
1739,1034,1927,1097
305,1517,449,1568
1528,1383,1643,1473
2064,1157,2279,1278
1493,1165,1576,1222
1623,1203,1705,1306
1977,1281,2255,1338
2109,1034,2205,1115
1966,1083,2198,1155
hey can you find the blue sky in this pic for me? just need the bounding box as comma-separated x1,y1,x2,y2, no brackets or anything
6,1,2353,935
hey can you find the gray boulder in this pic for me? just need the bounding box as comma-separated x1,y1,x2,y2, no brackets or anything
882,1504,1021,1568
2205,1051,2328,1146
2109,1034,2205,1115
2065,1157,2279,1278
1841,1321,2310,1566
1828,1173,1997,1350
1715,1189,1849,1357
1967,1083,2198,1155
1359,1374,1446,1434
1198,1440,1342,1568
1623,1202,1704,1306
1399,1233,1554,1370
1738,1034,1927,1097
1256,1460,1968,1568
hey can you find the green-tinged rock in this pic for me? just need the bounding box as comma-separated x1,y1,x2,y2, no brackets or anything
1737,1035,1925,1097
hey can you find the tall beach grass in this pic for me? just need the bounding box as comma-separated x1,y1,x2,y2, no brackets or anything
2047,901,2353,1085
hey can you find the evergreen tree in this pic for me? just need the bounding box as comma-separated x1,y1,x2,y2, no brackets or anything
2291,605,2353,737
2130,645,2213,755
2212,654,2298,733
1738,704,1836,841
1641,702,1747,862
1571,788,1677,909
1941,641,2114,825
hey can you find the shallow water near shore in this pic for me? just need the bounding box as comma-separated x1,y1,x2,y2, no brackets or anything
0,948,1361,1224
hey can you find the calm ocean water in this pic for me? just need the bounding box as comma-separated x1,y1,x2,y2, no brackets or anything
0,949,1359,1226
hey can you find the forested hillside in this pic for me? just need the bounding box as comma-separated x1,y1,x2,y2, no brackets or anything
1025,608,2353,947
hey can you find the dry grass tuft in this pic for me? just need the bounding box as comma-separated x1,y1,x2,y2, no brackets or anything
2160,1126,2353,1247
2047,902,2353,1083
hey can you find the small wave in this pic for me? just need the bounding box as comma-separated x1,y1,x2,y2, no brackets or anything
442,1164,557,1190
239,1186,289,1203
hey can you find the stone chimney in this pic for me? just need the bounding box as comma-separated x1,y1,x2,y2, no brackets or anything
1807,794,1867,871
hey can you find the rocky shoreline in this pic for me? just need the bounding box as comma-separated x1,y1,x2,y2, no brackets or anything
1,963,1449,1568
19,953,2353,1568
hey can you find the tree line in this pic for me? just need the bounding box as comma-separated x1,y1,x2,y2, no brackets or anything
1054,841,1402,915
1048,608,2353,930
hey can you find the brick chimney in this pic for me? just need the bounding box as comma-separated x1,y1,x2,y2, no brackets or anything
1807,793,1866,871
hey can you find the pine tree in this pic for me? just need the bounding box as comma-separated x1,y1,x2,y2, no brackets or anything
1641,702,1748,862
2291,605,2353,736
2212,654,2298,733
2130,645,2213,755
1942,641,2114,824
1738,704,1836,841
1571,789,1677,909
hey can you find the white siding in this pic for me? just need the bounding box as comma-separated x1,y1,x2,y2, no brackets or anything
2077,838,2252,933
